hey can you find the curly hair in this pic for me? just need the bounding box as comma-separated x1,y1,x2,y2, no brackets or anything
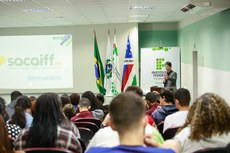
179,93,230,141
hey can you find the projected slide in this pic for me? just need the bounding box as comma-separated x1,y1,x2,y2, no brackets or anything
0,35,73,89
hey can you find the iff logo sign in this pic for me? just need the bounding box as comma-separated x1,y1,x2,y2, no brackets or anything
156,58,165,70
0,55,6,66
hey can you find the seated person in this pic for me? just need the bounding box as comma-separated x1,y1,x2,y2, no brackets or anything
145,92,160,116
86,92,179,153
152,90,178,126
163,88,190,133
63,103,76,120
82,91,104,120
70,93,80,111
8,95,33,129
6,91,22,119
70,98,94,122
15,93,81,153
174,93,230,153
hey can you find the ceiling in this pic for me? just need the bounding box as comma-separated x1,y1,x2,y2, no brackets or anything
0,0,228,28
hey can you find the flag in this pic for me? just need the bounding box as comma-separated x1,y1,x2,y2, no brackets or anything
94,31,106,95
104,30,112,96
111,29,121,96
121,35,137,92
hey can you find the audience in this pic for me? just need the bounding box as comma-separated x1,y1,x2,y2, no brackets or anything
62,103,76,120
2,88,229,153
70,93,80,110
86,92,179,153
8,95,33,129
15,93,82,153
152,89,178,126
174,93,230,153
6,90,22,119
0,115,14,153
70,98,94,121
82,91,104,120
145,92,160,116
163,88,190,133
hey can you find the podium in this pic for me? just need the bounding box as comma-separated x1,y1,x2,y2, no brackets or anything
150,86,163,93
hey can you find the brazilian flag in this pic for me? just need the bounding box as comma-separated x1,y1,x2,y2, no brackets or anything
94,31,106,95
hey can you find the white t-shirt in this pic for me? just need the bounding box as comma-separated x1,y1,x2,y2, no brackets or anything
86,124,155,152
174,127,230,153
163,111,188,133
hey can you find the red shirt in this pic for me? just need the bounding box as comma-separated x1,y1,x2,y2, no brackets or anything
146,103,160,116
70,111,94,122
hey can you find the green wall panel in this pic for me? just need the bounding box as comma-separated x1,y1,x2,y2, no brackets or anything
178,9,230,72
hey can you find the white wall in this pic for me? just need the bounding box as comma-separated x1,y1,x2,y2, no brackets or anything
0,23,139,103
181,63,230,105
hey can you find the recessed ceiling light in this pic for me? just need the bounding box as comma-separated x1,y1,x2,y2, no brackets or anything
129,5,153,10
129,14,149,18
25,8,52,13
128,20,144,23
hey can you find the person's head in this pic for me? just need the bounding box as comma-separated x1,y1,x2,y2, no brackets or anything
0,115,14,153
27,93,68,147
62,104,76,120
165,61,172,72
109,92,146,134
10,95,31,128
82,91,102,111
61,94,71,108
10,90,22,101
125,86,143,97
78,98,91,112
145,92,158,107
181,93,230,141
69,93,80,106
159,89,174,105
152,91,160,103
174,88,190,109
96,93,105,104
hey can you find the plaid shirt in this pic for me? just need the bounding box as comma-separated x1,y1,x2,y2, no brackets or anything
15,124,82,153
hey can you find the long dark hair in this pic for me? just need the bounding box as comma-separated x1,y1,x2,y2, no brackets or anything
82,91,104,111
9,95,31,128
0,115,14,153
26,93,67,147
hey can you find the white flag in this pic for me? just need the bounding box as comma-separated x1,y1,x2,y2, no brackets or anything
104,30,113,96
111,29,121,96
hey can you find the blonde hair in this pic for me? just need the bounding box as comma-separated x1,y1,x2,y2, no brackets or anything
180,93,230,141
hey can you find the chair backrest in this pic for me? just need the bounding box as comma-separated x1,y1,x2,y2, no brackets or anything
194,142,230,153
24,148,71,153
75,118,102,128
78,127,95,147
78,138,86,153
194,148,228,153
163,127,180,140
74,121,99,133
157,122,164,135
